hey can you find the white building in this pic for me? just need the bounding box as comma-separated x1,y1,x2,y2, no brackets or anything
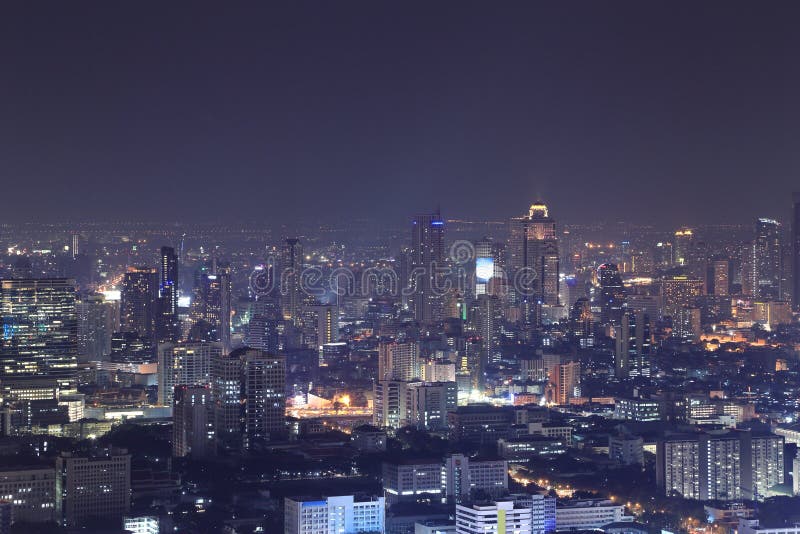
609,434,644,466
555,499,631,531
456,500,532,534
123,516,159,534
793,454,799,496
284,495,385,534
442,454,508,503
157,342,221,405
511,493,557,534
738,519,800,534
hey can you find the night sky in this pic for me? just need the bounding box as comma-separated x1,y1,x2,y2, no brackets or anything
2,2,799,226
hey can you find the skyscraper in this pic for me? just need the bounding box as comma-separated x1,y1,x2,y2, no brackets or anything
754,218,782,300
211,349,244,450
172,384,214,458
378,340,420,381
0,278,78,399
615,310,651,378
408,211,446,324
121,267,158,342
673,228,693,266
281,238,303,325
241,350,286,448
76,293,116,362
508,202,560,322
156,246,180,343
157,342,220,405
597,263,625,326
190,266,231,351
56,449,130,527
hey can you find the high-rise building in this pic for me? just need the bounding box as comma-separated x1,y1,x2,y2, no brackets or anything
673,228,693,266
382,459,443,505
472,294,503,369
508,202,560,318
552,361,580,405
190,267,231,351
211,349,244,450
754,218,782,300
378,340,420,381
710,257,731,296
173,384,214,458
281,238,303,324
157,342,220,405
455,500,532,534
614,311,651,378
56,449,131,527
657,430,783,501
241,350,286,448
76,294,117,362
597,263,625,326
373,380,412,429
121,267,158,342
407,381,458,431
661,274,704,318
284,495,385,534
156,246,180,343
409,211,445,324
0,278,78,399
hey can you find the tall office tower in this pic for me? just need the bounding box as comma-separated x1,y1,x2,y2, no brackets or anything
657,436,701,499
0,278,78,399
211,349,244,450
615,311,651,378
378,340,420,381
241,350,286,448
793,193,800,309
754,218,782,300
281,238,303,324
409,211,445,324
156,342,220,406
71,233,80,259
741,431,784,501
284,495,385,534
456,501,533,534
56,449,131,527
190,267,232,351
710,257,731,296
673,228,693,266
244,310,280,354
699,432,742,501
741,241,759,297
569,297,594,341
674,307,702,342
654,241,674,269
552,361,580,405
372,380,413,429
156,246,180,343
508,202,560,316
172,385,214,458
76,293,115,362
472,294,503,369
661,274,704,318
474,238,505,297
302,304,337,352
597,263,626,326
121,267,158,342
407,381,458,431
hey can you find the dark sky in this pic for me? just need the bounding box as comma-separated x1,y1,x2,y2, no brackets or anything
2,2,799,226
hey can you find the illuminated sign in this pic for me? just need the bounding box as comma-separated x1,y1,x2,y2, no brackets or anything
476,257,494,282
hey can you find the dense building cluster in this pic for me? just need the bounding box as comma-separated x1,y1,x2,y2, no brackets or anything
0,199,798,533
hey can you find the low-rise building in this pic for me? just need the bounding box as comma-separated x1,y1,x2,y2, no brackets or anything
285,495,385,534
555,499,632,531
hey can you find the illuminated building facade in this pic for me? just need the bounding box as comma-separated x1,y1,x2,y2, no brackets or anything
156,246,180,343
409,211,445,324
241,351,286,447
508,202,560,315
172,384,214,458
614,310,651,378
156,342,220,405
121,267,158,342
0,278,78,399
